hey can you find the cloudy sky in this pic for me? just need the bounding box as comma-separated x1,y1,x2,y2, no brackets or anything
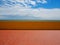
0,0,60,20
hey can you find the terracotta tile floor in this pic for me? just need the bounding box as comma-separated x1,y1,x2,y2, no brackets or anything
0,30,60,45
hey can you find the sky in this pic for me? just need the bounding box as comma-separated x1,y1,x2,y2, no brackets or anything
0,0,60,20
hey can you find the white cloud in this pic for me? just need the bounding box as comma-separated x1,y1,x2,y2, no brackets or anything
37,0,47,4
0,2,60,20
42,0,47,4
0,6,60,20
30,1,36,6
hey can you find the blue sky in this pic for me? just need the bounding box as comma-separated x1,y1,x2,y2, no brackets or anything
0,0,60,20
0,0,60,8
33,0,60,8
